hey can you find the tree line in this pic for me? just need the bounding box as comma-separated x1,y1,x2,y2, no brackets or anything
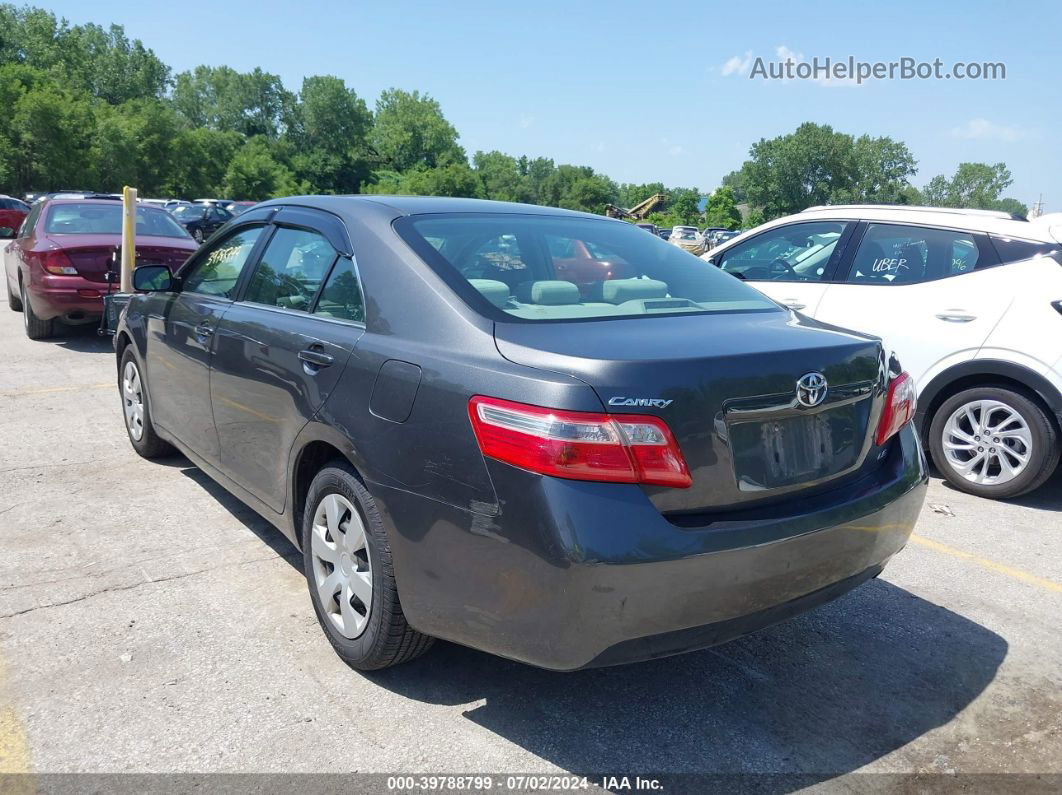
0,5,1028,226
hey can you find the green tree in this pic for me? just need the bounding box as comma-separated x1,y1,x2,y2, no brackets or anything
921,162,1026,214
372,89,465,172
223,136,305,200
364,163,483,198
473,150,534,203
173,65,290,137
287,75,373,193
704,187,742,229
724,122,917,219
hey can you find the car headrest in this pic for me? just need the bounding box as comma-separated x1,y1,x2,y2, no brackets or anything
601,278,668,304
515,280,581,305
468,279,511,308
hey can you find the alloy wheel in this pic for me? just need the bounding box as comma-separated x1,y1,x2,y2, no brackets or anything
310,493,373,639
941,399,1031,486
122,360,145,441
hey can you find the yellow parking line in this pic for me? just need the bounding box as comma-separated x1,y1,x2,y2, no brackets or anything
910,534,1062,594
1,382,112,398
0,659,31,775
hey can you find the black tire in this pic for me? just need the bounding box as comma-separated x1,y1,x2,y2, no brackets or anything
929,386,1059,499
21,281,53,340
119,346,174,459
302,461,433,670
7,281,22,311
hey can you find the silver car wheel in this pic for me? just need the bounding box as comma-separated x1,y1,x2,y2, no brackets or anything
122,360,145,441
942,399,1032,486
310,493,372,639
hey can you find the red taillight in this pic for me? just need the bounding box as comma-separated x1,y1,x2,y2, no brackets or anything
468,396,692,488
875,372,916,446
41,250,77,275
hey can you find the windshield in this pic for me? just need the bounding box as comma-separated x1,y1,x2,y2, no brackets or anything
173,205,207,220
44,204,191,238
397,214,778,322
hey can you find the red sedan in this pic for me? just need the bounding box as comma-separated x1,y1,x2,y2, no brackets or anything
0,195,30,237
3,199,198,339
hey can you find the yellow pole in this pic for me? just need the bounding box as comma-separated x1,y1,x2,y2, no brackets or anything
120,186,137,292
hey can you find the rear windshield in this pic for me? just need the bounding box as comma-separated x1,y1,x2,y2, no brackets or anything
397,214,777,322
45,204,190,238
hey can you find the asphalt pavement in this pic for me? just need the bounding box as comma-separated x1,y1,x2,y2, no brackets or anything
0,312,1059,790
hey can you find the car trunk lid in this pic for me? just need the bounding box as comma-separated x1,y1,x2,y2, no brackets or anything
494,310,887,513
45,235,195,284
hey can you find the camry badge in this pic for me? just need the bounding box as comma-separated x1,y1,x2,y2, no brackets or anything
608,396,673,408
796,373,828,408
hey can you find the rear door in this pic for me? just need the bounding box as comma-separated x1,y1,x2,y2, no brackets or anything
145,223,267,463
713,220,855,315
210,208,365,511
814,222,1011,386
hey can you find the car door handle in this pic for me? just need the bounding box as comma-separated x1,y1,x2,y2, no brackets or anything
781,299,806,310
193,322,214,340
299,346,335,368
935,311,977,323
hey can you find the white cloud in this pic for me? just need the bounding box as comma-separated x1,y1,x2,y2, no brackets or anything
519,113,535,129
721,50,754,76
950,118,1029,142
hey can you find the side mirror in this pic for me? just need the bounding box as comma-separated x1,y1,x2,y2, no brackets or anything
133,264,175,292
0,227,15,239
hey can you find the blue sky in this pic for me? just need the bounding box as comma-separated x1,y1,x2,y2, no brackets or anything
45,0,1060,209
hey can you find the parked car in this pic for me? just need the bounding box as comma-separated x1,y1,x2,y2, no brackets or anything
656,227,672,240
172,202,234,242
669,225,706,255
634,222,657,234
225,201,257,216
712,230,740,247
703,204,1062,498
115,196,926,671
0,195,30,237
3,199,197,339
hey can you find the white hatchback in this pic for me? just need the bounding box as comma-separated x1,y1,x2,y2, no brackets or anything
703,204,1062,499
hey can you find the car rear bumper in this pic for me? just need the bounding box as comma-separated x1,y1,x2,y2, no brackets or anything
29,276,113,321
372,424,927,671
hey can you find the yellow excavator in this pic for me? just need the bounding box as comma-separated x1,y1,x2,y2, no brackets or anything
604,193,667,220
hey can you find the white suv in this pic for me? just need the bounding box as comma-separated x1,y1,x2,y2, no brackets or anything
702,204,1062,499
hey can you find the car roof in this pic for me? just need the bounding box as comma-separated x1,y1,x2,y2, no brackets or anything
795,204,1052,241
253,194,611,221
705,206,1056,259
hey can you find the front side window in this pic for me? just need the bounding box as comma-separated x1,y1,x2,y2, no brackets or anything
397,214,776,322
44,204,190,238
717,222,848,282
847,224,993,285
243,227,337,311
181,225,263,298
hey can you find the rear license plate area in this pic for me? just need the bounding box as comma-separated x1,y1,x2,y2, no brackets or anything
729,405,865,491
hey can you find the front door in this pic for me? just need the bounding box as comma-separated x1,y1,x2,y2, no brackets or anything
145,224,266,463
210,218,365,511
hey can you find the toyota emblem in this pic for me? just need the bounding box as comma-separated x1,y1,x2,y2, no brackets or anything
796,372,828,407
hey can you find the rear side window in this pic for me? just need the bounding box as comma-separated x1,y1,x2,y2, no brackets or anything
846,224,995,284
991,236,1061,264
397,214,776,322
243,227,337,312
314,256,364,322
